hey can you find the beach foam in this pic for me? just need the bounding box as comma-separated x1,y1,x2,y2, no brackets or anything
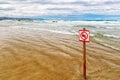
0,20,120,80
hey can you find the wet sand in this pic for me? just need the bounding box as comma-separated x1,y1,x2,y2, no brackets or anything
0,28,120,80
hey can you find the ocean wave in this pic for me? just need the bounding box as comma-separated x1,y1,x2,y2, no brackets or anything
94,33,120,38
10,26,76,35
10,25,120,38
104,34,120,38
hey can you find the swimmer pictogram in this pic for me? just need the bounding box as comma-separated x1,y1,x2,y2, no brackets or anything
78,29,90,42
78,28,90,80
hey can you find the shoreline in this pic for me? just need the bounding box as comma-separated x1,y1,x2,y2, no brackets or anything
0,28,120,80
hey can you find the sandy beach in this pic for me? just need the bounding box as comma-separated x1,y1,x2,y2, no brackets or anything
0,26,120,80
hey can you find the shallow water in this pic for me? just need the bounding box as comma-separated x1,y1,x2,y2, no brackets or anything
0,20,120,80
1,20,120,37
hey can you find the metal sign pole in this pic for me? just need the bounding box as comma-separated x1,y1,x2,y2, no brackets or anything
79,28,90,80
83,28,86,80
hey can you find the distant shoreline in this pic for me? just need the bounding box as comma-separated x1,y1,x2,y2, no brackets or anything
0,17,120,21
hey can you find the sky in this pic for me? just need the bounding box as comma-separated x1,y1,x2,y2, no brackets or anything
0,0,120,20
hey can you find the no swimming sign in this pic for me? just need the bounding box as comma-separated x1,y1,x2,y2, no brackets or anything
78,29,90,42
78,28,90,80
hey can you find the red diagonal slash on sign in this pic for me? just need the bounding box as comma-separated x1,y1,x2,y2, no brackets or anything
80,31,88,40
78,29,90,42
78,28,90,80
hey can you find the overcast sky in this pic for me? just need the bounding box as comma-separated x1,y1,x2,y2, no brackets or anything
0,0,120,19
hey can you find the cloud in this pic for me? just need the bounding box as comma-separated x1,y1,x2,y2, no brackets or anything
0,0,120,17
47,8,73,10
0,7,15,11
0,1,9,4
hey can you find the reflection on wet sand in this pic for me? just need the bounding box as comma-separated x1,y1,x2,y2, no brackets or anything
0,28,120,80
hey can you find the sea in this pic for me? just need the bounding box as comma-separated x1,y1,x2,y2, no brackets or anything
0,20,120,38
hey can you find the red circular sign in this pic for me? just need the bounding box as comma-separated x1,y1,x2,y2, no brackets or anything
80,31,88,40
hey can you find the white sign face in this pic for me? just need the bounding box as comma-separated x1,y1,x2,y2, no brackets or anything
78,30,90,42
